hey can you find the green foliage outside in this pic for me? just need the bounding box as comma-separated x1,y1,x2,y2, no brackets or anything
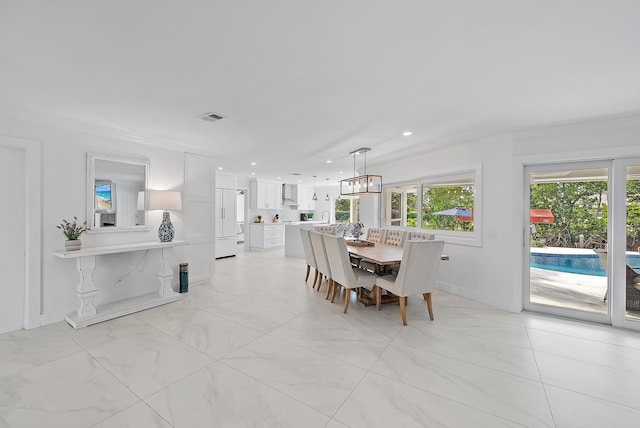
334,198,359,223
407,211,417,227
422,185,475,231
530,181,609,249
335,210,350,222
530,179,640,250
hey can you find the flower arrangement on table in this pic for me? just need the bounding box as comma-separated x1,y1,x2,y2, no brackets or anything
352,221,364,241
57,216,87,250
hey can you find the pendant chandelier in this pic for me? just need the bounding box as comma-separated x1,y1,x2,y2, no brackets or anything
324,178,330,201
312,175,318,201
340,147,382,196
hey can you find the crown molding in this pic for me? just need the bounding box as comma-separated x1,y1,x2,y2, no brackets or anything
0,104,217,157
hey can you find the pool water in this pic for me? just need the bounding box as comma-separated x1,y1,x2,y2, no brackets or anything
530,252,640,276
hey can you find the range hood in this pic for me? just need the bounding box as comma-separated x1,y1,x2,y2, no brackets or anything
282,183,298,205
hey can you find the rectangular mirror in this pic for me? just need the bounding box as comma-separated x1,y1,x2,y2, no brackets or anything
87,153,149,232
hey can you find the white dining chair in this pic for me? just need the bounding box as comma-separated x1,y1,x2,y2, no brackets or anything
405,231,435,241
315,225,337,235
309,230,333,297
300,228,319,288
360,227,392,274
375,240,445,325
383,229,406,247
323,234,378,313
365,227,386,243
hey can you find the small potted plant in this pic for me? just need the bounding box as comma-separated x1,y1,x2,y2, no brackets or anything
256,215,263,223
57,216,87,251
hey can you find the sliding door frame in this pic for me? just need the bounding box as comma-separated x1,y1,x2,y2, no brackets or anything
523,160,612,325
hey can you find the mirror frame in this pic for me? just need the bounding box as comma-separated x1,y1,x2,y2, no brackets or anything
86,153,150,233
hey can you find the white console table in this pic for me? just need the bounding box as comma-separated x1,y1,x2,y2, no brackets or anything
53,240,188,329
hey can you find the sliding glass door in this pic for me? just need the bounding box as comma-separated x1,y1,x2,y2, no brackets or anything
624,163,640,324
524,162,611,324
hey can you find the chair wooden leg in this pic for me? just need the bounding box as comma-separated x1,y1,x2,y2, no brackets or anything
376,286,381,311
312,269,319,289
305,265,310,282
423,292,434,320
325,279,333,300
399,296,408,326
331,282,338,303
343,289,351,313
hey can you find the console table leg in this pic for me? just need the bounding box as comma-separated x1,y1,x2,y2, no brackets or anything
157,247,175,297
76,256,98,317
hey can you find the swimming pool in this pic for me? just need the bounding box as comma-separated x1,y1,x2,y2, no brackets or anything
530,248,640,276
531,252,606,276
530,250,640,276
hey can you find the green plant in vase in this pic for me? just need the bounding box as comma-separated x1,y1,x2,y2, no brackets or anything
57,216,87,251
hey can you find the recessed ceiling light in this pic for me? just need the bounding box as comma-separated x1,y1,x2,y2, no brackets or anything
339,171,343,174
251,172,256,175
277,176,281,179
251,162,256,166
217,166,223,170
402,131,413,136
326,160,332,163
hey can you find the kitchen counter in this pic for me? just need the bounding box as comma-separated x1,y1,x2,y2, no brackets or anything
250,223,285,249
282,221,328,225
284,222,328,258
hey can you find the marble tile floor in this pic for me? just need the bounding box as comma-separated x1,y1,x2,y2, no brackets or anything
3,249,640,427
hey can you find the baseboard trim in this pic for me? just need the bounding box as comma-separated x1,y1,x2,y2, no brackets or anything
435,280,515,313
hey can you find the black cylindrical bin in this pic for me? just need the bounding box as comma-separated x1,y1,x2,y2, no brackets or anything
179,263,189,293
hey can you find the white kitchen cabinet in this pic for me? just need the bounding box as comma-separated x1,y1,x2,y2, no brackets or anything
250,179,282,209
215,178,237,259
297,185,316,211
250,223,285,249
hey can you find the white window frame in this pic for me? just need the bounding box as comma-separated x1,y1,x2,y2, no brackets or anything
383,163,482,247
332,196,359,224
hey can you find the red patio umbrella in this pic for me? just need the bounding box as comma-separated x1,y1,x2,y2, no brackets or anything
530,209,554,224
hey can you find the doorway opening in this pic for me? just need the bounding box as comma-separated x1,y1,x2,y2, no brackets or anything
525,163,611,324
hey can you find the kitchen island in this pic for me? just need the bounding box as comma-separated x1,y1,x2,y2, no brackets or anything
284,221,329,258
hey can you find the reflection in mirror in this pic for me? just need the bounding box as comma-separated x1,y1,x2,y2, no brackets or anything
87,153,149,232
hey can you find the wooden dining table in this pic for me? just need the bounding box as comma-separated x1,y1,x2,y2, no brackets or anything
346,241,449,306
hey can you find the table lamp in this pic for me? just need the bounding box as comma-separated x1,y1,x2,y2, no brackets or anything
148,190,182,242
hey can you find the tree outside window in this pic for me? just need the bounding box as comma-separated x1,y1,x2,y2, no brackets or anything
422,184,474,231
383,169,478,235
334,197,359,223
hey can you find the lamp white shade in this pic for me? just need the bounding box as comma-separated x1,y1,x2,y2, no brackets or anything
148,190,182,211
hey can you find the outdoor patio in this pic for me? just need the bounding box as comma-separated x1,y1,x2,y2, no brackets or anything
530,267,640,321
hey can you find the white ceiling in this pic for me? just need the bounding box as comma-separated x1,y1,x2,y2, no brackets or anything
2,1,640,184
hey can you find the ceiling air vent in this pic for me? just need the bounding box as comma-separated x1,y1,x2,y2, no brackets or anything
200,112,226,122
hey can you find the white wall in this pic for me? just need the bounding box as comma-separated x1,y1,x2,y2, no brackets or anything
371,134,517,311
0,144,26,333
0,115,191,325
370,116,640,314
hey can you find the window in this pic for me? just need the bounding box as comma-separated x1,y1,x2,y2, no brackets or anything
421,177,474,232
333,197,359,223
383,184,417,227
382,164,481,245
